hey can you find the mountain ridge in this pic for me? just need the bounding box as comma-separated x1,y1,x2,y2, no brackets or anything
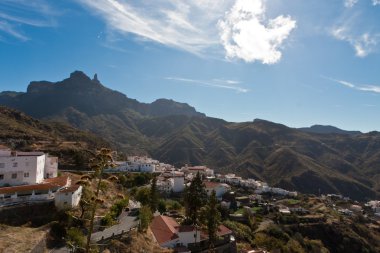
0,71,379,200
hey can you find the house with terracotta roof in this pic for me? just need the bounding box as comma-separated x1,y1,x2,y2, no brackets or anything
0,176,71,206
55,184,83,210
180,165,214,178
150,215,236,253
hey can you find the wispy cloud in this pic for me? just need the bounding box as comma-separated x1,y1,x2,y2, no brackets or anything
331,27,379,57
0,0,57,41
165,77,249,93
324,76,380,94
0,20,28,41
344,0,358,8
77,0,296,64
332,1,380,57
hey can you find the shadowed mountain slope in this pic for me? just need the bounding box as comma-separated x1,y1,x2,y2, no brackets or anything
0,71,379,200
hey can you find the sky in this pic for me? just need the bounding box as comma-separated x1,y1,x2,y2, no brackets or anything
0,0,380,132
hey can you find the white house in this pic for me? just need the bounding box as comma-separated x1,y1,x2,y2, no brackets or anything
55,185,83,210
108,156,156,173
204,181,231,199
157,177,174,193
161,171,185,193
181,165,214,177
0,148,58,187
0,176,70,206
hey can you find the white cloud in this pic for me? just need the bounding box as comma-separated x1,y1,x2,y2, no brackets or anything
326,77,380,94
165,77,249,93
332,27,379,57
217,0,296,64
344,0,359,8
372,0,380,5
78,0,296,64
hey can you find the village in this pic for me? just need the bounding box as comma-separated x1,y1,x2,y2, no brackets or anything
1,147,380,253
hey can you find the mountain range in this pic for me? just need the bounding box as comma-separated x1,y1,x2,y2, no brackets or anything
0,71,379,200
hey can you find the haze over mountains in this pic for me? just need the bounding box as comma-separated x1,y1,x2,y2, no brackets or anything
0,71,379,200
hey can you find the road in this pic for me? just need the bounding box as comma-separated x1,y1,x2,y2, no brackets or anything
91,212,139,242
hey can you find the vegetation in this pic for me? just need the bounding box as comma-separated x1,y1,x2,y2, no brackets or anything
2,72,380,200
200,190,221,250
139,206,153,232
149,176,159,212
183,172,208,225
85,148,115,253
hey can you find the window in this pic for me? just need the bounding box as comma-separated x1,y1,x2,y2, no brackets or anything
64,201,68,205
11,173,17,179
13,162,18,167
0,174,3,180
0,163,4,168
25,162,29,166
24,172,29,178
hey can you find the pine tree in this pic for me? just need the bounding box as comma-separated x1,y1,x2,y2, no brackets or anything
149,176,158,212
205,190,221,251
184,172,207,225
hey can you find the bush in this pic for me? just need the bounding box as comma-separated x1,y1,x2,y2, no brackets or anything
66,227,85,249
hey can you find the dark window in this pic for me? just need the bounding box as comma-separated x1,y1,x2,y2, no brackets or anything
0,174,3,180
24,172,29,178
13,162,18,167
11,173,17,179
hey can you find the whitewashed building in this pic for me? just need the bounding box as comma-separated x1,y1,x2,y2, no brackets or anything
180,165,214,177
0,176,70,206
108,156,156,173
204,181,231,199
0,148,58,187
55,185,83,210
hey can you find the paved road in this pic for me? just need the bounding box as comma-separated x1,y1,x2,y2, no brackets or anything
91,213,139,242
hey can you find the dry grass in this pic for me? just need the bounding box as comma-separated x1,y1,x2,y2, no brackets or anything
103,228,173,253
0,224,48,253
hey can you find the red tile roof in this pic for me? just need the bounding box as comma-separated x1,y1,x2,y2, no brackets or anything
200,224,233,240
58,185,81,193
0,176,70,195
203,181,221,189
150,215,179,245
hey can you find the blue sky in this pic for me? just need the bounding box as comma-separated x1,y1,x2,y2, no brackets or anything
0,0,379,132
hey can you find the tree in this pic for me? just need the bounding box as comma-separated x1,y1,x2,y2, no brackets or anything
135,187,151,206
158,199,167,214
139,205,153,232
84,148,115,253
183,172,207,225
202,190,221,251
149,176,158,212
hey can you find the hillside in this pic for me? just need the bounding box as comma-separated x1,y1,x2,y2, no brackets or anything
1,71,379,200
0,106,110,170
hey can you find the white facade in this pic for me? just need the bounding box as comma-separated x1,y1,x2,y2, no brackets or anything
173,176,185,193
157,177,174,193
204,182,231,199
55,185,83,210
45,156,58,178
0,176,70,207
109,156,156,173
0,149,58,187
0,150,48,186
